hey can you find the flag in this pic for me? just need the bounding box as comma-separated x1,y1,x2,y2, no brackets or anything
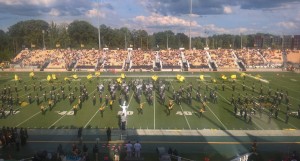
117,77,122,84
231,75,237,79
255,74,261,79
47,75,52,81
73,74,78,79
200,75,204,80
87,74,93,80
95,72,100,77
20,101,29,107
176,74,181,80
152,75,158,81
221,75,227,80
52,74,57,80
121,73,126,79
14,74,19,81
64,77,69,81
29,72,34,78
179,75,185,82
240,73,246,77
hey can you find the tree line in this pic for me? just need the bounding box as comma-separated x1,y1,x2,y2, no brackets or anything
0,19,278,61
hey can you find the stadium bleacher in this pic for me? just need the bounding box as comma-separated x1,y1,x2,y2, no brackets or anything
9,48,292,71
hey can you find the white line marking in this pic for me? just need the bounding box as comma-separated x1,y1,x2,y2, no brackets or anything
126,92,135,126
193,81,228,130
170,82,191,130
178,104,191,130
154,91,156,129
84,103,105,128
48,109,71,129
223,81,298,129
252,119,264,130
204,103,227,130
277,117,297,129
16,111,41,127
48,88,97,129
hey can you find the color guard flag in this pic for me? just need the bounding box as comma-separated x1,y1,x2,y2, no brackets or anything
200,75,204,80
231,75,237,79
29,72,34,78
47,75,52,81
73,74,78,79
152,75,158,81
64,77,69,81
179,75,185,82
52,74,57,80
87,74,93,80
221,75,227,80
176,74,181,80
14,74,19,81
95,72,100,77
117,77,122,84
121,73,126,79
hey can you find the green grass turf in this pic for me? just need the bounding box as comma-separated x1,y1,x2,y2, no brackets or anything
0,71,299,130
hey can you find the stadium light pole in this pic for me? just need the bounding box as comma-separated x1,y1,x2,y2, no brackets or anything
42,30,45,50
98,0,101,51
125,33,127,50
166,29,169,50
240,33,243,49
189,0,192,50
281,33,284,50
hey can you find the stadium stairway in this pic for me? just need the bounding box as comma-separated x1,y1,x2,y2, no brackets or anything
209,61,218,71
282,50,288,68
237,61,246,71
68,60,77,71
39,60,50,71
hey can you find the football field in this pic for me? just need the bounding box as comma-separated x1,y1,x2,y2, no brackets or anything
0,71,299,131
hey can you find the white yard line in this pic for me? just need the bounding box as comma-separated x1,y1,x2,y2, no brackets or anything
126,92,135,127
48,109,71,129
153,91,156,129
179,104,192,130
201,80,262,130
224,82,298,129
84,102,105,128
15,83,73,127
16,111,41,127
251,119,264,130
277,117,297,129
191,83,228,130
170,82,191,130
48,88,98,129
204,103,227,130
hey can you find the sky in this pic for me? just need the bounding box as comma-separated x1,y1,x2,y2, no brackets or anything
0,0,299,37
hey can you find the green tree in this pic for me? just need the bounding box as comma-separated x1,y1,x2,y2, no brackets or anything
8,20,49,50
68,20,97,48
0,30,13,61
